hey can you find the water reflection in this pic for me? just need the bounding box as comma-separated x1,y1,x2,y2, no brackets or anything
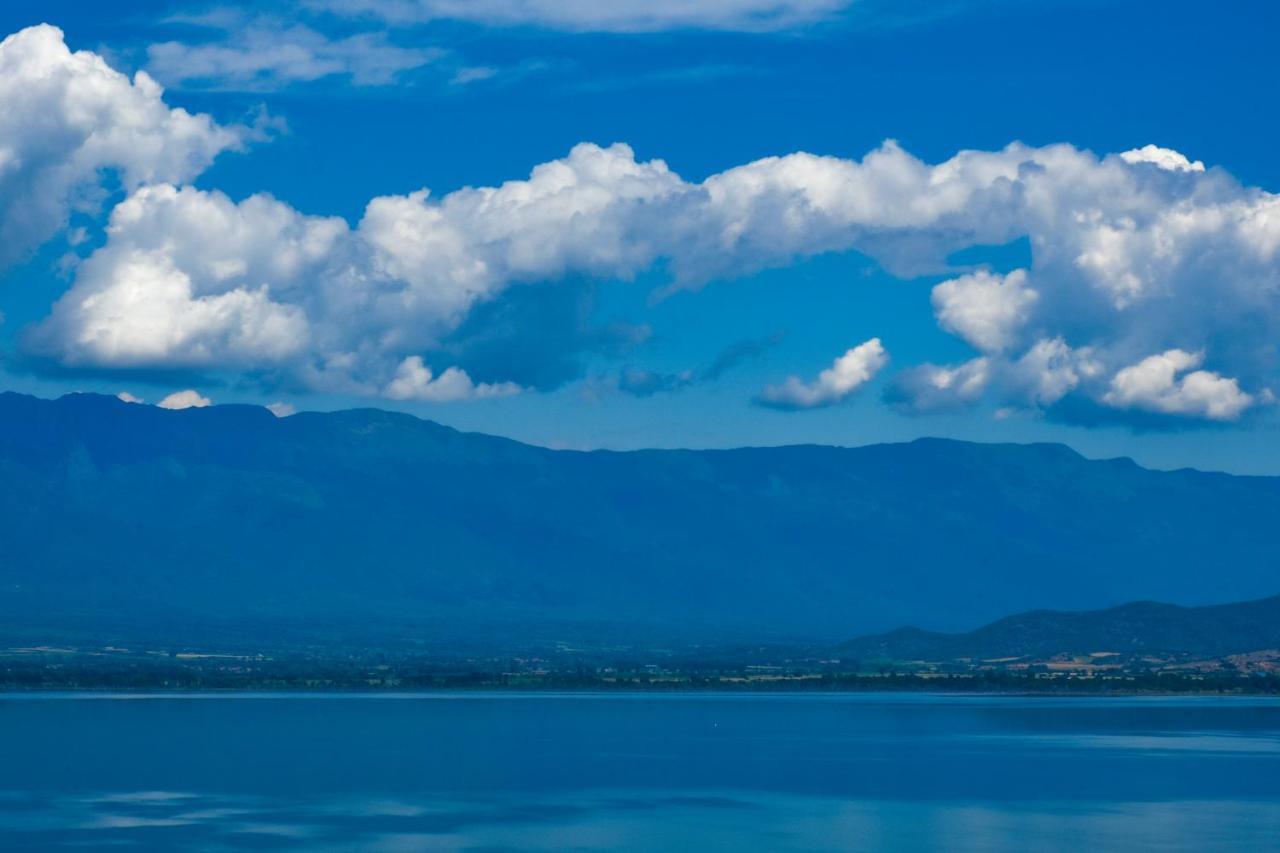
2,693,1278,851
3,789,1279,851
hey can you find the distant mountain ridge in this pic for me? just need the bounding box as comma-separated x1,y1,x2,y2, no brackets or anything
2,391,1280,647
840,594,1280,661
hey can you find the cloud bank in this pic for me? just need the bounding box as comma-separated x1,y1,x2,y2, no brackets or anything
27,136,1280,422
27,134,1280,423
8,28,1280,424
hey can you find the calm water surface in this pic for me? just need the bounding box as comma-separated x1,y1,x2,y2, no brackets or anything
2,692,1279,851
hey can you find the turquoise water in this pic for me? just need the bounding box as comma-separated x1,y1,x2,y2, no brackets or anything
2,692,1279,851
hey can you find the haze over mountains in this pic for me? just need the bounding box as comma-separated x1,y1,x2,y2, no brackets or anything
2,391,1279,648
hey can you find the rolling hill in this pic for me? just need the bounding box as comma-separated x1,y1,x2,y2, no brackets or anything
840,594,1280,662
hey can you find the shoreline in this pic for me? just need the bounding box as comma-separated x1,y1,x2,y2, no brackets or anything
4,679,1280,697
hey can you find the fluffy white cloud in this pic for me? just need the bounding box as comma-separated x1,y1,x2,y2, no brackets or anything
0,25,243,268
116,391,144,404
360,142,684,325
266,401,296,417
1102,350,1254,421
31,185,319,369
157,389,212,410
1120,145,1205,173
311,0,852,32
708,139,1280,423
757,338,887,409
24,130,1280,419
384,356,521,402
31,143,686,394
147,19,442,90
931,269,1037,353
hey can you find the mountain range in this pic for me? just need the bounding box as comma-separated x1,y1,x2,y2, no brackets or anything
2,391,1279,648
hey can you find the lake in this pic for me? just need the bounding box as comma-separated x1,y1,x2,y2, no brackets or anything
2,692,1279,851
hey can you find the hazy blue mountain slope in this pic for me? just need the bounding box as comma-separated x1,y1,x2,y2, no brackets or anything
840,594,1280,661
1,392,1278,644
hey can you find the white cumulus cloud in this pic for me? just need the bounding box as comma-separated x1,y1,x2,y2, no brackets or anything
30,142,687,395
30,184,328,369
1102,349,1254,421
0,25,244,268
384,356,521,402
1120,144,1206,173
931,268,1037,353
757,338,887,409
157,389,212,410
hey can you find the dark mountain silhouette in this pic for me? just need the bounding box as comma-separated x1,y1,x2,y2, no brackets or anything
840,594,1280,661
2,391,1279,646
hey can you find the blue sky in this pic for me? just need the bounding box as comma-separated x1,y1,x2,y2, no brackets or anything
2,0,1280,472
